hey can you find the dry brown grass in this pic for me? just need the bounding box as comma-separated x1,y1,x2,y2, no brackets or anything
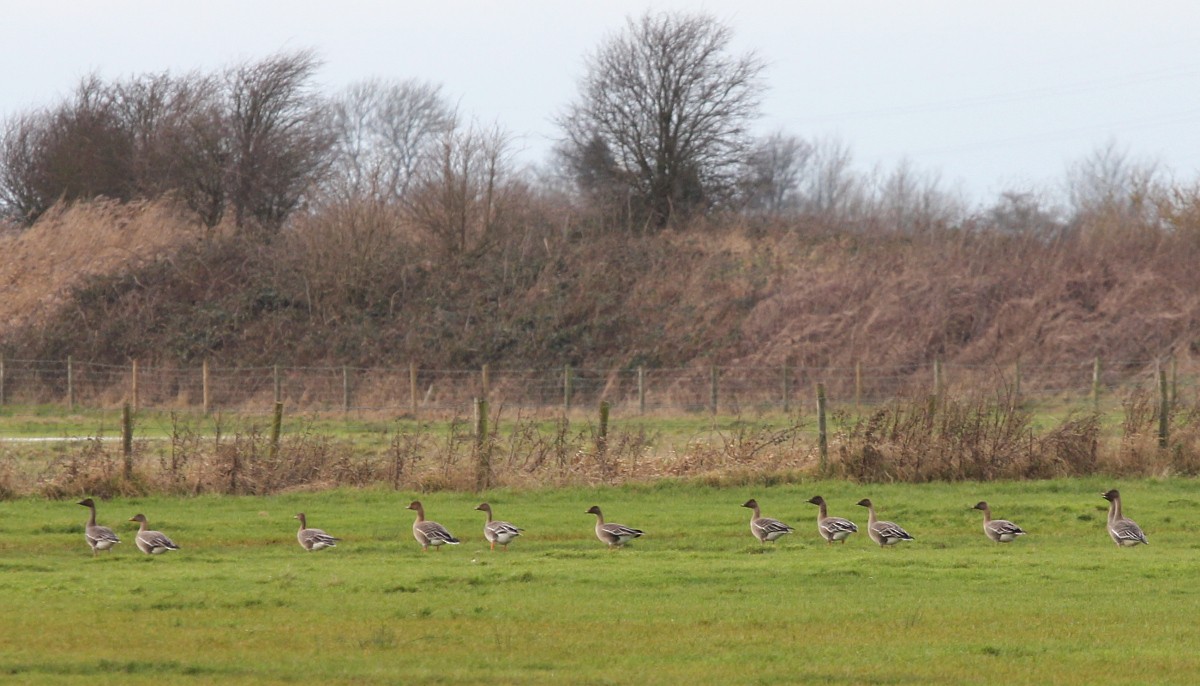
5,195,1200,417
0,199,207,334
6,411,817,498
830,390,1107,483
10,385,1200,499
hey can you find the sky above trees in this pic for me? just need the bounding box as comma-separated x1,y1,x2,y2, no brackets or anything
3,1,1198,206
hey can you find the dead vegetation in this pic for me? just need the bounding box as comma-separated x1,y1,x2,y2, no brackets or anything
0,199,207,334
5,194,1200,383
4,385,1198,499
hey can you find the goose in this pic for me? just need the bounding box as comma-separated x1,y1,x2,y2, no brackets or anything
475,503,523,551
586,505,643,548
1101,489,1148,547
856,498,914,547
77,498,120,557
806,496,858,544
407,501,460,551
741,498,793,544
294,513,340,551
972,501,1026,543
128,514,179,555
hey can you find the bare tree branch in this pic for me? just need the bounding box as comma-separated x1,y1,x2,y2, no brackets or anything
559,11,764,231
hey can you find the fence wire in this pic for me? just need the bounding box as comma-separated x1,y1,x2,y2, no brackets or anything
0,357,1188,416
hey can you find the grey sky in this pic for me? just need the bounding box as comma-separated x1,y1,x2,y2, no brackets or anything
4,0,1197,206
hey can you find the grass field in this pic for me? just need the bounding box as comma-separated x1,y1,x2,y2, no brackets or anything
0,403,807,450
1,477,1197,684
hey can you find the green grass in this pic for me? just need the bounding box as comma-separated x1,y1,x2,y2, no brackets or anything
1,478,1198,684
0,402,803,444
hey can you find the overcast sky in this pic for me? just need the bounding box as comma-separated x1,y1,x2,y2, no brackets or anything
4,1,1198,206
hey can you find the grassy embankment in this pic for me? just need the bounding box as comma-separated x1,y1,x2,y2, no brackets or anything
1,478,1197,685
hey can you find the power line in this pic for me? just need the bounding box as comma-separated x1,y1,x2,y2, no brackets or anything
795,64,1200,124
880,107,1200,159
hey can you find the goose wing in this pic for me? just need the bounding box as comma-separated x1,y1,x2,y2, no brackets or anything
86,525,121,547
486,521,523,539
1111,519,1148,545
140,530,179,551
872,520,913,541
989,519,1026,537
821,517,858,536
600,523,644,539
417,521,460,544
753,517,794,538
300,527,340,549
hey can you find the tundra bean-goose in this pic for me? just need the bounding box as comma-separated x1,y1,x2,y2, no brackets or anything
294,513,341,551
972,501,1026,543
1101,489,1148,547
407,500,460,551
128,514,180,555
741,498,794,544
77,498,120,557
475,502,523,551
856,498,914,547
806,496,858,544
586,505,643,548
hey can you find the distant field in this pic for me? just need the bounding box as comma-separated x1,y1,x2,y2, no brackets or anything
0,396,1133,447
0,402,795,440
0,478,1196,684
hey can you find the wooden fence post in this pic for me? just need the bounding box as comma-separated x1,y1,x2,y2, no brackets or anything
342,365,351,413
481,364,490,401
1091,357,1102,410
131,359,139,411
598,400,610,455
122,402,134,481
710,365,719,416
932,358,943,410
273,364,281,404
1158,366,1170,450
563,365,573,414
409,362,418,417
1013,359,1022,407
269,401,284,462
637,366,646,415
229,437,239,494
1170,355,1178,409
67,356,74,411
202,358,211,415
816,382,828,474
475,397,490,491
781,362,791,414
855,361,862,411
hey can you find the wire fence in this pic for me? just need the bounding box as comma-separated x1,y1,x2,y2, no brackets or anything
0,356,1188,417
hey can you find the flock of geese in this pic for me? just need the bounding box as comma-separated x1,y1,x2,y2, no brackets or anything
76,489,1149,557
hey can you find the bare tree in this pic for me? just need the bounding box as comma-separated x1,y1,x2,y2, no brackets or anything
403,119,515,256
112,72,180,198
1065,139,1161,221
162,76,229,229
107,70,235,230
984,190,1064,236
329,79,454,203
741,131,812,216
559,11,765,231
0,110,50,223
225,49,334,235
0,76,139,224
0,52,332,233
799,136,860,220
870,159,962,233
